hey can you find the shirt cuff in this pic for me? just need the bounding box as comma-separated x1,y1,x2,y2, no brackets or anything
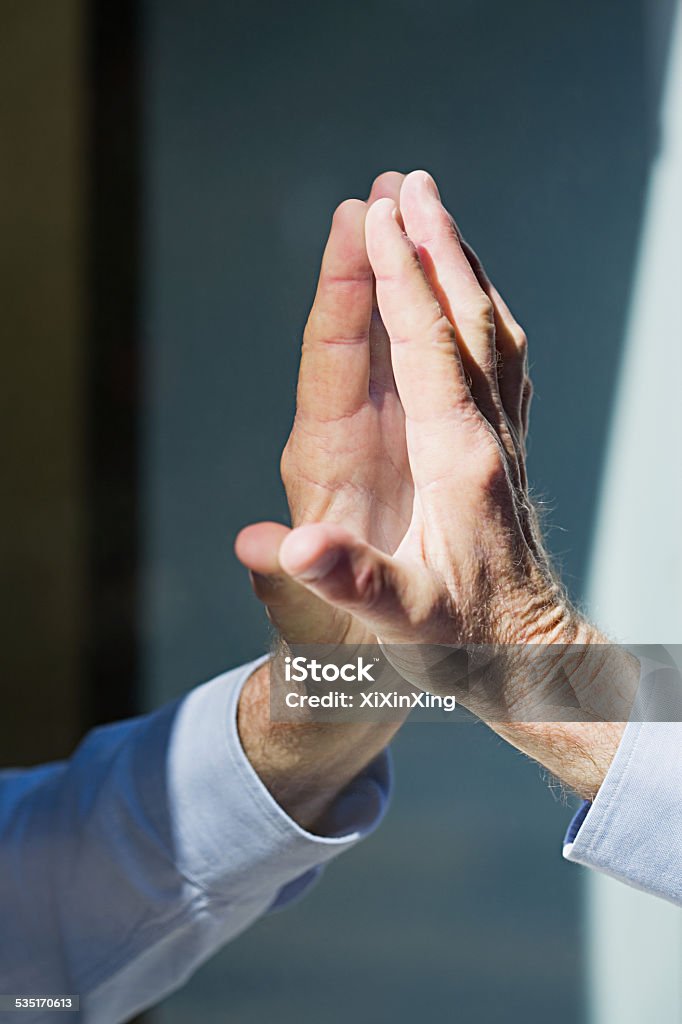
167,657,392,904
562,720,682,904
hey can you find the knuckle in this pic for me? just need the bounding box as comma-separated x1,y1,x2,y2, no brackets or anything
470,296,495,334
473,439,510,493
427,314,458,351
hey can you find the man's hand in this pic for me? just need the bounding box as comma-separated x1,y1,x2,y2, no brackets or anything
268,170,636,799
236,172,413,647
275,171,564,657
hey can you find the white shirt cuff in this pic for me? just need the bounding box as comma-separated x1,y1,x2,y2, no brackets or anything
167,658,392,902
563,719,682,905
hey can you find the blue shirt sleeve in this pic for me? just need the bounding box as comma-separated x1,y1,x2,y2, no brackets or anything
563,799,591,848
0,658,391,1022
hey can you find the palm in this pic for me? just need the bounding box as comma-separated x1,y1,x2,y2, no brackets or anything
279,305,413,645
283,354,412,554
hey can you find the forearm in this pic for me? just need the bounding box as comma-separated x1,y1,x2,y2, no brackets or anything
238,661,405,832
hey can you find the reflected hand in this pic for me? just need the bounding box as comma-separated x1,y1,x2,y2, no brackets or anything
274,170,575,711
236,172,413,646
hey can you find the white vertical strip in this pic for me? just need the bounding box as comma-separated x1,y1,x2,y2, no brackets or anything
585,2,682,1020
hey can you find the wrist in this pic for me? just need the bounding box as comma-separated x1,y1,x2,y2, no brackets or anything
491,719,627,800
237,660,402,833
480,600,636,798
491,559,578,647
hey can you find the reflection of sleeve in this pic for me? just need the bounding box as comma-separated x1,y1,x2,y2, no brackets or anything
0,658,391,1023
563,720,682,906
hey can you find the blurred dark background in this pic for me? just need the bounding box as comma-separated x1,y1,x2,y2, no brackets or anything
1,0,674,1021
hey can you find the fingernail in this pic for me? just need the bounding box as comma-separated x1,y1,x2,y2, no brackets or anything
421,173,441,200
391,206,406,230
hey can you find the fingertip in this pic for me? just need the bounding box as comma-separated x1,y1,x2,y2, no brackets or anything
234,524,254,563
366,195,396,219
365,196,400,242
400,171,462,260
401,169,441,202
365,197,414,270
325,199,371,277
234,521,290,575
368,170,405,206
331,197,367,228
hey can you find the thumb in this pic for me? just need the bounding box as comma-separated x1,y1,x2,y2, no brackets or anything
234,521,350,643
278,523,430,642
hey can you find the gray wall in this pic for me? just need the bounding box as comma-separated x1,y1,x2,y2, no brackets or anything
140,1,654,1020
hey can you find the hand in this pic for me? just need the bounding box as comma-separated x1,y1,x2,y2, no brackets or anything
236,172,413,646
238,169,636,800
272,172,638,783
275,171,563,666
